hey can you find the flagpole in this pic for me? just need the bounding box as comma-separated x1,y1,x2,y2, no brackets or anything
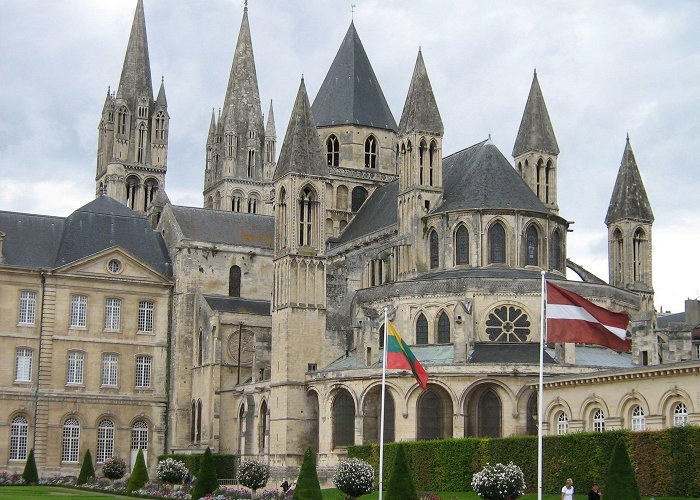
378,307,389,499
537,271,546,500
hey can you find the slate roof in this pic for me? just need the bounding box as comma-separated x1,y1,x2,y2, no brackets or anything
0,195,172,277
657,312,688,329
469,343,556,364
169,205,274,249
420,267,564,281
116,0,153,107
203,295,271,315
605,136,654,224
548,346,633,368
322,344,454,371
311,22,397,131
273,78,328,180
512,71,559,157
398,50,443,135
336,180,398,244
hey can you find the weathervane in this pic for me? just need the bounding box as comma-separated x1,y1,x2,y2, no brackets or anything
351,4,356,20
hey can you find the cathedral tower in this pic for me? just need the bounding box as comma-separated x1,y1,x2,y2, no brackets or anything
96,0,168,213
203,4,270,215
513,71,559,213
606,135,654,309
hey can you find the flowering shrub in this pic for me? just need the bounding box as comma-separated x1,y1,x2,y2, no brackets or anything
102,456,127,479
471,462,526,500
332,458,375,499
0,472,23,485
39,475,77,486
237,459,270,492
209,486,294,499
157,457,190,484
134,481,192,498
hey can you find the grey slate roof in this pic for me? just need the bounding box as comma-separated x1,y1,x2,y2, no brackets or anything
169,205,274,249
548,346,633,368
322,344,454,371
512,71,559,157
336,180,398,244
469,343,556,364
311,22,397,131
203,295,271,315
116,0,153,107
0,212,64,268
657,312,688,329
420,267,563,281
605,137,654,224
273,78,328,180
156,79,167,107
398,50,443,135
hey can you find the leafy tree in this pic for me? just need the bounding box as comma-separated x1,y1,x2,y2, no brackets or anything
126,449,149,493
190,447,218,500
603,439,641,500
386,443,418,500
76,449,96,485
238,459,270,497
333,458,374,499
22,448,39,484
293,447,322,500
102,457,126,480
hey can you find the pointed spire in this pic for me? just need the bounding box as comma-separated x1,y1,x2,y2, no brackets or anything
312,22,397,131
273,78,328,180
102,86,113,112
266,100,276,138
512,71,559,157
116,0,153,105
398,49,443,135
605,136,654,224
208,108,217,138
156,77,167,107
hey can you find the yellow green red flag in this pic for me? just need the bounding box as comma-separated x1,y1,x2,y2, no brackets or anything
386,321,428,391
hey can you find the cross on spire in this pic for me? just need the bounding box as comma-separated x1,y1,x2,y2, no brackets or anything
351,4,355,20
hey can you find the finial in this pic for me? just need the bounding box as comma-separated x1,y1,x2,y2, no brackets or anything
351,4,355,20
107,85,110,95
244,0,248,11
626,131,630,142
533,68,537,77
161,75,164,84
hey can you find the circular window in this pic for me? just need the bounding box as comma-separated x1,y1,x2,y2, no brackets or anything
107,259,122,274
485,305,531,342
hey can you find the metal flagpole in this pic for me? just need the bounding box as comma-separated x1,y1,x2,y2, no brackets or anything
537,271,546,500
378,307,389,500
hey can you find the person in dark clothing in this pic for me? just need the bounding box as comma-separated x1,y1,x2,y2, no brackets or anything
588,482,602,500
281,480,289,492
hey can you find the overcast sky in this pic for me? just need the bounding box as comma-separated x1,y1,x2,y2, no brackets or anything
1,0,698,312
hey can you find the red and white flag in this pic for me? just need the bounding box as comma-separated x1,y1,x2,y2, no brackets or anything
546,280,631,352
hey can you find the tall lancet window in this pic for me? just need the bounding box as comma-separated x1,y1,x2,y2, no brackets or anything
326,135,339,167
364,136,378,169
154,112,166,141
429,140,437,186
455,225,469,265
526,225,539,266
550,229,562,271
429,230,439,269
137,124,146,163
226,133,234,157
536,159,544,198
489,222,506,264
612,228,623,283
633,228,645,282
117,106,128,135
299,187,315,247
419,140,427,185
545,160,553,203
247,150,255,177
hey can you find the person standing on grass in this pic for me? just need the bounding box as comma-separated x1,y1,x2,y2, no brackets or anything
562,478,575,500
588,482,602,500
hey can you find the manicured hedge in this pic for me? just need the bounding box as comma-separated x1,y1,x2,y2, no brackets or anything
157,453,236,479
348,426,700,497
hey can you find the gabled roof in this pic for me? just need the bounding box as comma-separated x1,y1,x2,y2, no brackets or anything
398,50,443,135
273,78,328,180
512,71,559,157
311,22,397,131
336,180,398,244
605,136,654,224
116,0,153,106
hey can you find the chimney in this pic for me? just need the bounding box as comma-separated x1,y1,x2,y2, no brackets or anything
685,299,700,328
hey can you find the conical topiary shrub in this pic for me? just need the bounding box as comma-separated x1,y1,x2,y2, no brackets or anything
190,447,218,500
603,439,641,500
293,447,322,500
76,449,95,485
126,449,149,493
386,443,418,500
22,448,39,485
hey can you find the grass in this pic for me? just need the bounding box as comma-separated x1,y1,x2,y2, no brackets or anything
320,490,700,500
0,486,125,498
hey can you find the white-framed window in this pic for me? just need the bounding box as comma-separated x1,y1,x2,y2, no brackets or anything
96,419,115,463
632,405,646,431
137,301,154,333
674,402,688,427
593,409,605,433
135,355,151,388
104,298,121,331
102,353,118,387
15,347,32,382
18,291,37,325
9,415,29,461
556,411,569,435
131,421,148,451
67,351,85,385
61,418,80,463
70,295,88,328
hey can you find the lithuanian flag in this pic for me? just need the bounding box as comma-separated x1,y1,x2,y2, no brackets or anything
386,321,428,391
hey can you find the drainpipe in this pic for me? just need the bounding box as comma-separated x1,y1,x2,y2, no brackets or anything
32,271,47,454
236,322,243,385
164,285,173,454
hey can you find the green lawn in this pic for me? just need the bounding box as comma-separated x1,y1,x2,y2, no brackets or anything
321,490,700,500
0,487,125,499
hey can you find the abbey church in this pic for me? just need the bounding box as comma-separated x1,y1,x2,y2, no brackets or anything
1,0,698,483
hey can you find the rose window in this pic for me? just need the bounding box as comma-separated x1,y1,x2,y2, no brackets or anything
485,306,531,342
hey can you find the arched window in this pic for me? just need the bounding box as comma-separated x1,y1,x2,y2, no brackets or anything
674,402,688,427
62,418,80,463
526,225,539,266
428,140,437,186
125,176,139,210
633,228,645,282
332,391,355,447
489,222,506,264
363,387,394,444
278,188,287,248
379,324,385,349
419,140,427,184
550,229,562,271
478,389,501,437
9,415,29,461
326,135,339,167
96,419,115,463
336,185,348,211
545,160,553,203
364,136,377,169
229,265,241,297
455,225,469,265
557,411,569,435
117,106,128,135
131,420,148,452
247,149,255,177
196,401,203,441
437,311,450,344
613,228,623,284
536,158,544,198
190,400,197,442
632,405,646,431
248,195,259,214
232,193,242,212
416,313,428,345
238,405,245,453
299,187,315,247
593,409,605,432
137,123,146,163
154,111,166,141
351,186,368,213
417,390,442,440
526,393,538,436
429,230,439,269
259,401,268,453
197,329,204,366
143,179,157,211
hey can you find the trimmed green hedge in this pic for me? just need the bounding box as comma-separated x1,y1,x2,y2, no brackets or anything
157,453,236,479
349,426,700,497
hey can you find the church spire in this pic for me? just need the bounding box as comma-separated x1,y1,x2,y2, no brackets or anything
116,0,153,106
398,49,443,136
606,136,654,225
512,70,559,157
265,100,276,138
156,77,167,107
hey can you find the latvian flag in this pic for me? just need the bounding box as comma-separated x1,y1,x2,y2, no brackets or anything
546,280,631,352
386,321,429,391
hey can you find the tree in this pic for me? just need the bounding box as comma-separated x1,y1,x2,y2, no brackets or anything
190,447,219,500
102,457,126,480
386,443,418,500
22,448,39,485
238,459,270,497
127,449,149,493
471,462,526,500
333,458,374,499
293,447,322,500
603,439,641,500
76,449,96,485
